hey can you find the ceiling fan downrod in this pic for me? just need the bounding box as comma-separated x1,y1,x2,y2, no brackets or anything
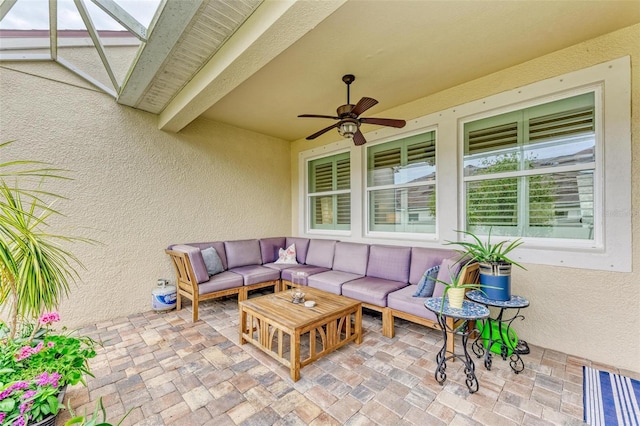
342,74,355,106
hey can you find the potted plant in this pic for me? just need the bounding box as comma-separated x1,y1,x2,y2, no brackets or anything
447,228,525,301
433,260,483,310
0,312,98,425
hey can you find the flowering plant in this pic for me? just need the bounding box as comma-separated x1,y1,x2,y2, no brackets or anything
0,312,99,425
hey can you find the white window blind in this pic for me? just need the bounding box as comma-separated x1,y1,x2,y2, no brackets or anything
308,152,350,230
367,131,436,234
463,92,596,240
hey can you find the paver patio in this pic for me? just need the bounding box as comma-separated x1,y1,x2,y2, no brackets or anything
56,294,635,425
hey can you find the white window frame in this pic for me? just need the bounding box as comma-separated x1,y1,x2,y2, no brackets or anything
299,140,353,237
454,56,630,272
364,128,438,239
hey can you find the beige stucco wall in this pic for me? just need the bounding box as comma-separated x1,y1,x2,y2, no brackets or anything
0,62,292,329
291,24,640,373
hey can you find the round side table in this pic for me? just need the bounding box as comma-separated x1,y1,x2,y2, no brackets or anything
424,297,489,393
466,290,530,374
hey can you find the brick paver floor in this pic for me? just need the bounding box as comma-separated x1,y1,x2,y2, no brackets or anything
55,294,635,425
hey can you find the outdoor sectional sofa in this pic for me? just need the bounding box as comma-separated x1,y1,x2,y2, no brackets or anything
166,237,479,353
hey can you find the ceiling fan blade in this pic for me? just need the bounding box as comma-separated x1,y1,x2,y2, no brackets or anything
360,117,407,128
352,129,367,146
298,114,341,120
306,122,340,140
350,97,378,117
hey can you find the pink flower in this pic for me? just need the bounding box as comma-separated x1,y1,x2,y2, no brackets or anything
38,312,60,325
15,342,44,361
21,390,36,400
0,381,29,401
35,372,61,388
0,412,5,423
47,341,55,348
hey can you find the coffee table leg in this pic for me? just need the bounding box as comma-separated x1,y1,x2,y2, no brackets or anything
239,308,247,344
291,332,301,381
355,307,363,344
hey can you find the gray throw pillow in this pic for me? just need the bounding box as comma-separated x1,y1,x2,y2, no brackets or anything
413,265,440,297
202,247,224,276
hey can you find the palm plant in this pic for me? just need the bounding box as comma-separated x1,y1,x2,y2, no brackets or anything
0,141,86,340
448,228,525,269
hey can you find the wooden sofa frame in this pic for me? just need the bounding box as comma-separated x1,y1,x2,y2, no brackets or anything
165,249,280,322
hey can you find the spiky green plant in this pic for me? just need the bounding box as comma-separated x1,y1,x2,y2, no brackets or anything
447,228,525,269
0,142,87,339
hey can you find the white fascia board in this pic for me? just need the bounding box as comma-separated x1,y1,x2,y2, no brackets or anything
158,0,347,133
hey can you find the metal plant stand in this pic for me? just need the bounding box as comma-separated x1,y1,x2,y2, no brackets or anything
425,297,490,394
466,290,530,374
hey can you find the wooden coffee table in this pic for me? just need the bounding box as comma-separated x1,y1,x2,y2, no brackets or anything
239,286,362,381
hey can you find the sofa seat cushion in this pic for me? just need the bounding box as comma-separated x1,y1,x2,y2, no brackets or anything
262,262,291,271
281,266,330,284
229,265,281,286
387,285,438,322
307,270,363,295
341,277,408,307
198,271,244,295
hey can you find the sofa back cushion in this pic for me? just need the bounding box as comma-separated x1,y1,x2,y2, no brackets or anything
170,244,209,284
409,247,458,285
184,242,228,270
224,239,262,269
366,245,411,283
332,242,369,275
286,237,310,264
305,239,337,268
259,237,287,263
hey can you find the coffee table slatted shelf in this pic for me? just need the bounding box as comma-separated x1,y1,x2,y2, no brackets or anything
239,287,363,381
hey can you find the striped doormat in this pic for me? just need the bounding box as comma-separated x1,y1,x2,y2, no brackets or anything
583,366,640,425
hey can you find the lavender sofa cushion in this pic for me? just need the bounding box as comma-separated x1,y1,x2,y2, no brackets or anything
409,247,457,285
366,245,411,283
387,285,438,321
305,239,337,268
341,277,408,307
228,265,281,286
224,239,262,269
171,244,209,284
184,242,228,270
286,237,310,264
259,237,286,263
332,242,369,275
198,271,243,295
281,265,330,284
433,256,466,298
307,270,362,295
262,263,291,272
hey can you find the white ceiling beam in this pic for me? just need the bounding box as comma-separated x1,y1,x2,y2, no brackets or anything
90,0,147,41
158,0,347,133
0,0,17,21
56,55,117,97
117,0,202,106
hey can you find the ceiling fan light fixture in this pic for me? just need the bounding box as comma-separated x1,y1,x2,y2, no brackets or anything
338,120,358,138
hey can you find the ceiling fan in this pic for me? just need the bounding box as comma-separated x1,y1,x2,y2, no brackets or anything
298,74,406,146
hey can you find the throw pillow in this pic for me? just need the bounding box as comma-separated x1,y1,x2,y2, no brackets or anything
274,243,298,264
413,265,440,297
202,247,224,276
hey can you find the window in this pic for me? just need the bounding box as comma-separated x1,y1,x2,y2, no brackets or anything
463,92,596,240
366,131,436,234
307,152,350,230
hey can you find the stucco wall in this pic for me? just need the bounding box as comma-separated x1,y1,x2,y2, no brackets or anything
290,24,640,373
0,62,292,328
